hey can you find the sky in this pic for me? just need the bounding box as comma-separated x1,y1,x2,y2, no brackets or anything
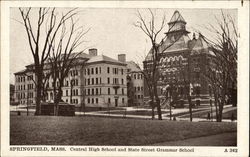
9,8,237,84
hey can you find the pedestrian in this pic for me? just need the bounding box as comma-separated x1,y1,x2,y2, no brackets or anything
207,112,211,120
231,113,235,122
173,116,176,121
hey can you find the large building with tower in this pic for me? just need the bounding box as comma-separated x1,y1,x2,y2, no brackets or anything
143,10,215,105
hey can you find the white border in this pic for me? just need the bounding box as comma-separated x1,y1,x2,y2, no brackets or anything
1,1,249,157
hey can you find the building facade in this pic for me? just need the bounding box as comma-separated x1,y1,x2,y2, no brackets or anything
143,10,215,105
126,61,144,106
14,49,129,107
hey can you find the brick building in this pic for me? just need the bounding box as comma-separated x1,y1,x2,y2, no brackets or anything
143,10,215,105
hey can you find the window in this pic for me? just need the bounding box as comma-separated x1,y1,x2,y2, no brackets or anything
96,98,98,104
96,88,98,95
96,78,98,84
134,74,136,79
121,79,124,85
76,79,78,86
121,69,123,75
87,98,90,104
66,90,68,96
107,77,110,84
100,88,102,94
100,78,102,84
88,89,90,95
91,68,94,74
137,87,140,91
88,79,90,85
107,67,110,73
108,98,111,103
92,98,94,104
96,67,98,74
92,78,94,85
108,88,110,95
99,67,101,74
122,98,124,103
87,69,90,75
122,88,124,95
92,88,94,95
76,89,78,96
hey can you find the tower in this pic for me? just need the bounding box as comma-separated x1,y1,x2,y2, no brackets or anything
165,10,190,41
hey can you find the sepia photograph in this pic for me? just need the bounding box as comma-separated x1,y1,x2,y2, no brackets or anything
1,1,249,157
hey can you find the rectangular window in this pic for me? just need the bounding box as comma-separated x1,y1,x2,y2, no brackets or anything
100,78,102,84
96,78,98,84
107,67,110,73
99,67,101,74
121,79,124,85
122,88,124,95
96,88,98,95
96,67,98,74
107,77,110,84
92,78,94,85
108,88,110,95
121,69,123,75
92,88,94,95
88,89,90,95
88,79,90,85
91,68,94,74
87,98,90,104
96,98,98,104
66,90,68,96
122,98,124,103
108,98,111,103
92,98,94,104
88,69,90,75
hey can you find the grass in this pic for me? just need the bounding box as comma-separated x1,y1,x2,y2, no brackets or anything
181,108,237,120
10,115,236,146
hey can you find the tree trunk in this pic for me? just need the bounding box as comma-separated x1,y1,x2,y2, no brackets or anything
35,69,43,115
151,104,155,120
187,95,193,122
214,92,219,122
156,98,162,120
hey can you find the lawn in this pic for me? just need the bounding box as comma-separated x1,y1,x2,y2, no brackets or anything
180,108,237,120
10,115,236,146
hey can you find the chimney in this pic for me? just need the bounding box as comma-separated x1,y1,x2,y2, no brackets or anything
89,48,97,56
118,54,126,62
193,33,196,40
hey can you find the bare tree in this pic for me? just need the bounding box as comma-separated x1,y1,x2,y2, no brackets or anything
19,7,80,115
134,9,180,120
48,16,90,115
201,10,237,122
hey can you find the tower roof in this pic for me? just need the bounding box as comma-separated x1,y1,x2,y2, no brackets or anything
168,10,186,24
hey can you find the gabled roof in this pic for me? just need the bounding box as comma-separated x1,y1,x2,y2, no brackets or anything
188,34,215,56
86,55,126,65
14,69,28,75
168,10,186,24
